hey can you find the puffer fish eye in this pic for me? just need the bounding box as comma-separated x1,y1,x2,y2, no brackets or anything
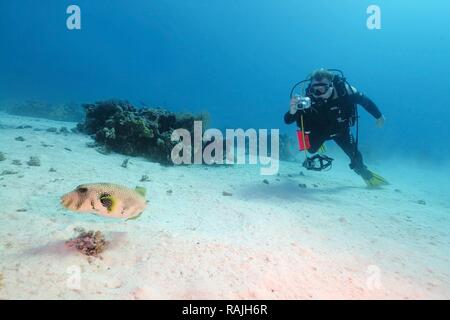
99,193,114,212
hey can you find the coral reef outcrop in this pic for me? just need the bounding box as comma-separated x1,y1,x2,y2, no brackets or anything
77,99,209,164
65,229,106,257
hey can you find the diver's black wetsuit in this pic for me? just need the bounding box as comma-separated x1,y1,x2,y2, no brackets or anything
284,85,382,179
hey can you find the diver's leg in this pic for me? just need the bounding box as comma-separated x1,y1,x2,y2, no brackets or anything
306,133,326,154
333,131,371,179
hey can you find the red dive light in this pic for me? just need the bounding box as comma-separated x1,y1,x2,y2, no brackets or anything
296,130,310,151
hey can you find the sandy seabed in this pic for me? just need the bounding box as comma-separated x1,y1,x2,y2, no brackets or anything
0,112,449,299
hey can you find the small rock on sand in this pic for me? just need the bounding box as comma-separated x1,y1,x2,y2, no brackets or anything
27,156,41,167
0,170,18,176
338,217,348,224
121,159,130,168
131,286,154,299
86,142,98,148
105,279,123,289
60,127,70,134
96,146,111,155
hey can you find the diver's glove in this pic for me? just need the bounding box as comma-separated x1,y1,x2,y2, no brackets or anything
289,96,299,114
376,115,385,128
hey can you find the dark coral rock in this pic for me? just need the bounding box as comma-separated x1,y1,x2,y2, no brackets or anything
81,99,134,135
77,99,209,165
65,229,107,257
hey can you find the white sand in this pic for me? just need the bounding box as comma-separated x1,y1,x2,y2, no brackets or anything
0,112,449,299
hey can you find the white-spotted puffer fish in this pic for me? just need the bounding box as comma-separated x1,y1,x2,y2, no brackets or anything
61,183,147,220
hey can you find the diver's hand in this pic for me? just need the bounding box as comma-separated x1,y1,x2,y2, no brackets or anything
289,97,299,114
376,115,385,128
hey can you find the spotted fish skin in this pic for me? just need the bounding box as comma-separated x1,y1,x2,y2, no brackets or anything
61,183,147,219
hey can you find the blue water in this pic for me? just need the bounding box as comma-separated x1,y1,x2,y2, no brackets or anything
0,0,449,159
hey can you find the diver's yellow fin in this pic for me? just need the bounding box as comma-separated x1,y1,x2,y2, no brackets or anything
363,171,389,188
126,212,144,221
135,186,146,197
319,143,327,153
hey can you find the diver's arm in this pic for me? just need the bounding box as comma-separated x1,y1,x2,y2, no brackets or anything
285,96,302,124
355,93,382,119
348,86,383,119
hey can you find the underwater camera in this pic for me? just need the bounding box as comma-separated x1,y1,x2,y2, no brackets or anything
293,95,311,110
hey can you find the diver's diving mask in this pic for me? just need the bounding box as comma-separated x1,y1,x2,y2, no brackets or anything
311,82,333,99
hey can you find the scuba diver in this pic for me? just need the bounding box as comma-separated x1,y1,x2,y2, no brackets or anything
284,68,388,187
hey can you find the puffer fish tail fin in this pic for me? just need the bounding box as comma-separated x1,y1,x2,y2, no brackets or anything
135,186,146,197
